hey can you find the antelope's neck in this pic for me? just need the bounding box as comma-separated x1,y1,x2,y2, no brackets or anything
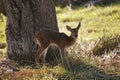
68,36,76,47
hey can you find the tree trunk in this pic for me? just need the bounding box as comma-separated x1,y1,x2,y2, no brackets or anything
1,0,59,64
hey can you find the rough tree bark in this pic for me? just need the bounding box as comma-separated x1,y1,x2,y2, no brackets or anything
0,0,59,64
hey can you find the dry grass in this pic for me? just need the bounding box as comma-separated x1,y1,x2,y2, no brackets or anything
69,35,120,74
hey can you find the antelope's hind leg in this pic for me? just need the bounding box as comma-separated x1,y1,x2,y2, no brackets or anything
41,47,49,64
35,45,48,64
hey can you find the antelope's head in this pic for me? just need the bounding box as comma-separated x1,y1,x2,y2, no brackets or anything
66,22,81,39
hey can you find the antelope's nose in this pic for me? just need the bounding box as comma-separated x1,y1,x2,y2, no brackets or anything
75,35,78,37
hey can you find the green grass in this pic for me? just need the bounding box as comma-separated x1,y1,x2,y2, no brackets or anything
56,3,120,42
0,2,120,80
0,14,6,58
0,14,6,43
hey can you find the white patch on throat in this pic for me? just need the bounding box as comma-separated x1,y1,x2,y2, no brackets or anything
35,39,41,47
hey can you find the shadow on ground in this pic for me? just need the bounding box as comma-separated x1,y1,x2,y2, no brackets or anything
64,56,120,80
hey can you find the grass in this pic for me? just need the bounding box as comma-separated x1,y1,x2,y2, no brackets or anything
0,21,6,43
56,2,120,42
0,14,6,59
0,2,120,80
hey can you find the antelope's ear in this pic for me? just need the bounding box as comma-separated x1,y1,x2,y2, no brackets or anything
66,25,72,31
77,22,81,29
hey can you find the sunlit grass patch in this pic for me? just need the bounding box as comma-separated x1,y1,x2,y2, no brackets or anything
0,14,6,43
0,65,75,80
0,48,6,58
57,4,120,42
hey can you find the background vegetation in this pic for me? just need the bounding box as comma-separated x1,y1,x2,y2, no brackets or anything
0,0,120,80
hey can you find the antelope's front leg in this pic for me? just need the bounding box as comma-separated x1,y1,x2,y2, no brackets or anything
64,50,72,71
59,49,66,68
